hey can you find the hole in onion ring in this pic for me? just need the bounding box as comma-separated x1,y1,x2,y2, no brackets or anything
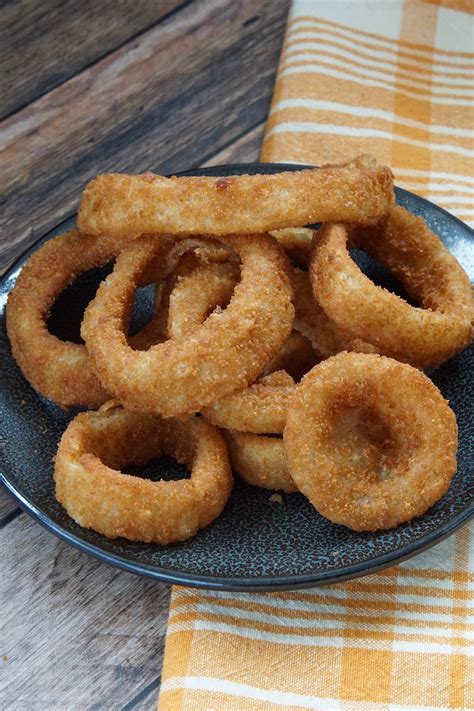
349,249,420,307
47,262,114,343
123,454,190,482
127,284,157,338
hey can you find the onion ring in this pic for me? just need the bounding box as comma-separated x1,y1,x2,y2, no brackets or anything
78,164,394,237
203,370,295,434
292,268,375,359
6,230,175,408
224,430,297,493
310,206,473,368
270,228,314,268
284,352,458,531
130,238,238,349
55,404,233,544
167,261,240,341
262,330,318,381
81,233,294,416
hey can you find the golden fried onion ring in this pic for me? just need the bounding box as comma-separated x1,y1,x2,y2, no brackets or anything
81,233,294,417
167,261,240,341
284,352,458,531
292,268,375,359
310,207,473,368
262,330,318,382
224,430,297,493
203,370,295,434
6,230,171,408
78,164,394,237
55,404,232,544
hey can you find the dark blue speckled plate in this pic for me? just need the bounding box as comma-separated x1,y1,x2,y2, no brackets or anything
1,163,473,591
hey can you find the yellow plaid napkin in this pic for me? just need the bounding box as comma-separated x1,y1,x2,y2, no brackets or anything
262,0,473,227
158,1,473,708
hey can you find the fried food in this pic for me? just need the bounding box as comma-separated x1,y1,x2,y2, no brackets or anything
55,403,233,543
7,156,469,545
292,268,375,359
77,163,394,238
203,370,295,434
81,233,294,417
310,207,474,368
6,231,139,407
262,330,318,381
224,430,297,493
167,261,240,341
271,227,314,267
284,352,458,531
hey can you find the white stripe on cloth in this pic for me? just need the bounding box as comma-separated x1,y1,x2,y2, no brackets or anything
288,20,474,67
270,99,473,138
184,602,469,638
278,66,474,107
282,52,473,95
282,40,473,79
174,586,466,608
160,675,463,710
166,620,472,654
265,122,474,158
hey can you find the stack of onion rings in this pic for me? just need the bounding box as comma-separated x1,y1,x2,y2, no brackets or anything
6,156,470,542
81,233,294,417
6,230,171,407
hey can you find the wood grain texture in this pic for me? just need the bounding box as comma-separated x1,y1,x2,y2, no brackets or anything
1,0,290,270
203,122,266,167
0,0,186,119
0,490,20,523
1,515,171,709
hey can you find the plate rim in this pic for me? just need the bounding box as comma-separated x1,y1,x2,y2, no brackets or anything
1,160,473,592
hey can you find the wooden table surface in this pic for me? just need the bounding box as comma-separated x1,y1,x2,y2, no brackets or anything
1,2,290,707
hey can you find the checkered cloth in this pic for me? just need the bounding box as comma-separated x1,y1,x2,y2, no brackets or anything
158,1,474,708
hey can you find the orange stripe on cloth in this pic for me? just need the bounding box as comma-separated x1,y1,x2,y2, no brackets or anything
158,1,474,708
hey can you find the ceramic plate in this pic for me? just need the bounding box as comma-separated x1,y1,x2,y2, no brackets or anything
1,162,472,591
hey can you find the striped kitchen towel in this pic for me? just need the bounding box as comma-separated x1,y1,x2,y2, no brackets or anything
158,1,473,709
261,0,473,227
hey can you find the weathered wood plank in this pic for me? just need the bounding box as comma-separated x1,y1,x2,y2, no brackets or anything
203,122,266,167
0,490,20,522
1,0,290,271
1,515,171,709
0,0,186,119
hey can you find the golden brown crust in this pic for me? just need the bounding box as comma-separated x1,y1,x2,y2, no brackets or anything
6,230,116,407
54,405,233,544
203,370,295,434
224,430,297,493
167,261,240,341
310,207,474,368
284,352,458,531
6,230,176,406
262,330,318,382
77,165,395,238
81,233,294,417
292,268,376,359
